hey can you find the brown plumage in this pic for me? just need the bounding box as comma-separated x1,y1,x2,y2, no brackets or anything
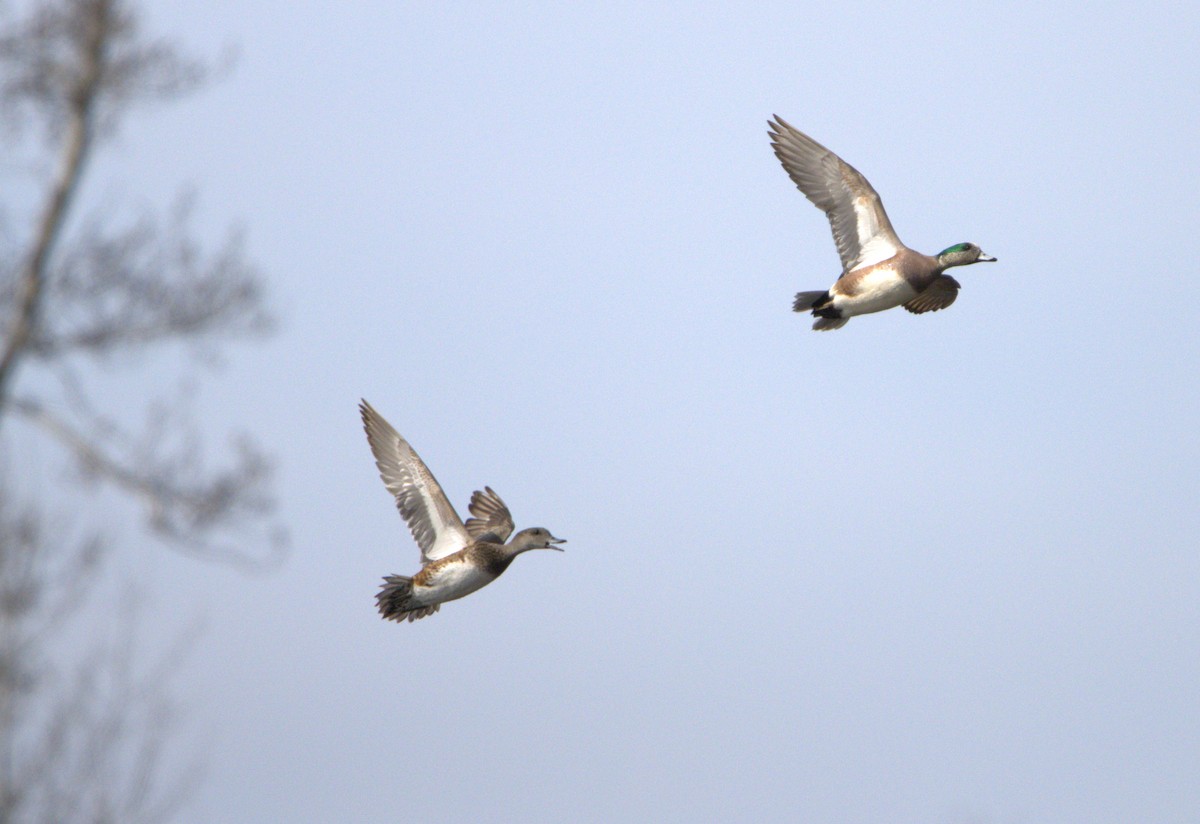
768,114,995,330
360,400,566,624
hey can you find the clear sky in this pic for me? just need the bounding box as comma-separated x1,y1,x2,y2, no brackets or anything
64,1,1200,821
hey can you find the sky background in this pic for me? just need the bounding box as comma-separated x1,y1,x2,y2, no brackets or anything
22,0,1200,821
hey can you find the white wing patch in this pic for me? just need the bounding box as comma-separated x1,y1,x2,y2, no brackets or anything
360,400,470,564
851,196,903,270
407,461,472,562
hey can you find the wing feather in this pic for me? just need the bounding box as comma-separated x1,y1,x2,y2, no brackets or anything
768,115,904,273
360,400,469,563
465,486,515,543
903,275,961,314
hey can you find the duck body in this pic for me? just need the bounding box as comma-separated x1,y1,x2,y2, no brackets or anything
360,400,565,623
376,546,502,621
413,545,510,602
769,115,995,331
795,248,954,330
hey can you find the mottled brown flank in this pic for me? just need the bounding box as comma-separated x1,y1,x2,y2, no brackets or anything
408,541,514,588
832,248,941,298
411,553,461,587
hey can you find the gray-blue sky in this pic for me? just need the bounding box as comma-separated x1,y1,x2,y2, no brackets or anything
64,1,1200,821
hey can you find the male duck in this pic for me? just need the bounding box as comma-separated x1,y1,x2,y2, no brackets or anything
768,115,996,331
360,400,565,623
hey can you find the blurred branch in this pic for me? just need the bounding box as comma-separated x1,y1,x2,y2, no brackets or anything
0,3,284,816
0,0,206,138
29,197,273,360
9,396,284,572
0,0,107,421
0,0,284,566
0,495,201,824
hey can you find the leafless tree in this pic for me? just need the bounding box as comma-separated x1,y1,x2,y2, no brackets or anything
0,496,205,824
0,1,284,821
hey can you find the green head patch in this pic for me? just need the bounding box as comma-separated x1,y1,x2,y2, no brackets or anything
939,243,972,255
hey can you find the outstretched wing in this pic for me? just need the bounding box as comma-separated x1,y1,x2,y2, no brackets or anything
360,400,469,563
768,115,904,274
903,275,960,314
464,486,515,544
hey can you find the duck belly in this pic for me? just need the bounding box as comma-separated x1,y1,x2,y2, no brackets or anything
414,560,494,605
831,270,918,317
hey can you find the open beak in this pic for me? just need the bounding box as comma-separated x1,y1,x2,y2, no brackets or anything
546,536,567,551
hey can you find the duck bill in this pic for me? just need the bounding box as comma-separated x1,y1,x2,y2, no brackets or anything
978,253,997,262
546,537,567,551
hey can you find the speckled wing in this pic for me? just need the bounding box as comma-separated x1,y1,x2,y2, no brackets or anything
360,400,470,563
903,274,961,314
768,115,904,273
464,486,515,543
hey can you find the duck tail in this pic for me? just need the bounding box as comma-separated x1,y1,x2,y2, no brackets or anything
793,290,829,312
812,317,850,331
376,575,440,623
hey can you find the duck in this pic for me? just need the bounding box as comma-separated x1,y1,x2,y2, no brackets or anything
768,115,996,331
359,400,565,623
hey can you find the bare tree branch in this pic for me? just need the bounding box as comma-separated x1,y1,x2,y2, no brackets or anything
0,1,284,820
9,396,285,572
0,500,201,824
0,0,206,138
0,0,284,564
0,0,106,419
29,196,273,360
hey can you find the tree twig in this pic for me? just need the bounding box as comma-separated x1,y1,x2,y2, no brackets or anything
9,396,284,572
0,0,109,422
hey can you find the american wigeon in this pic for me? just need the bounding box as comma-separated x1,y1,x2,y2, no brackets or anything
360,400,565,623
769,115,996,331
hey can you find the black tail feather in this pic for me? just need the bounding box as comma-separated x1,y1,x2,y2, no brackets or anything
793,290,830,312
377,575,439,623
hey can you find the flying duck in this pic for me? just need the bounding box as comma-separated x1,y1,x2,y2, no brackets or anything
360,400,565,623
768,115,996,330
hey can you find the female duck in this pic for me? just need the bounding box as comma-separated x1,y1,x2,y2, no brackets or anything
360,400,565,623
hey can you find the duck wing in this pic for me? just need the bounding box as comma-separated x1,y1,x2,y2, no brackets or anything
464,486,515,544
903,274,960,314
768,115,904,273
360,400,470,563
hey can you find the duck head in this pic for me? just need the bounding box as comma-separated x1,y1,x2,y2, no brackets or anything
937,242,997,268
508,527,567,555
